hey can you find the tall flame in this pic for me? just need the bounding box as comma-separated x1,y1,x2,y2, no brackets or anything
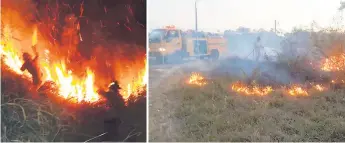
120,59,148,101
1,25,101,103
32,26,38,46
1,3,147,105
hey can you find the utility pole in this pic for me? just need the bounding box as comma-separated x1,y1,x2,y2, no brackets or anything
195,0,199,55
195,0,198,32
274,20,277,33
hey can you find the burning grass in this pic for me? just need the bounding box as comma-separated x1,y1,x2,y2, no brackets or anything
0,26,147,104
231,81,273,96
166,73,345,142
1,68,146,142
1,0,147,105
159,46,345,141
149,13,345,141
187,72,207,86
320,53,345,71
185,72,325,97
285,85,309,96
1,0,147,141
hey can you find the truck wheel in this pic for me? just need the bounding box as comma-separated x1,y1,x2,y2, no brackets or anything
210,50,219,61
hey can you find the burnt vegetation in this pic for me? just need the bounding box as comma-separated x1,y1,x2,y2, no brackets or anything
1,0,146,142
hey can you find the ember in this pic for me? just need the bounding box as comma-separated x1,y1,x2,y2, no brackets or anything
231,81,273,96
187,72,207,86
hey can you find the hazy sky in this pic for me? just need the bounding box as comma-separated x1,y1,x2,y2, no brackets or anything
148,0,344,32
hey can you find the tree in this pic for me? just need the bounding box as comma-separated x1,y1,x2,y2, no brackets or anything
236,27,250,33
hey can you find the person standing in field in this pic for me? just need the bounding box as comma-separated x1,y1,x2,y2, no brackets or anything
254,36,264,62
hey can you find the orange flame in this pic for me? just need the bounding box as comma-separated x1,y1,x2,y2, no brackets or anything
119,59,147,101
77,22,83,41
1,25,101,103
287,85,308,96
80,1,84,17
1,6,146,105
32,26,37,46
187,72,207,86
320,54,345,71
231,81,273,96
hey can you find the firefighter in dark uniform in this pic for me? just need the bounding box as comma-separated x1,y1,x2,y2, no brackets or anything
103,81,124,141
20,45,43,90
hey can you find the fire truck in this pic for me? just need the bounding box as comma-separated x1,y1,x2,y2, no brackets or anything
148,25,227,64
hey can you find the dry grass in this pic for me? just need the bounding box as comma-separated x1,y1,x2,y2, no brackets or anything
1,98,64,142
1,67,66,142
149,67,186,142
168,74,345,142
1,67,146,142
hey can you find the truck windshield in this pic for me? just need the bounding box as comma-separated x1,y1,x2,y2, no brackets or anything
149,29,167,43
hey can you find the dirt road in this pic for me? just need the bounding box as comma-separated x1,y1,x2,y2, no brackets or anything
148,60,220,141
149,62,186,141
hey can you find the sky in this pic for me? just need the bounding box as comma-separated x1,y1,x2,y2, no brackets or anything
148,0,345,32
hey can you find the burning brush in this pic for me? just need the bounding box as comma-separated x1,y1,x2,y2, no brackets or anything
231,81,329,97
320,54,345,72
231,81,273,96
1,14,147,105
285,85,309,96
187,72,207,86
285,83,327,96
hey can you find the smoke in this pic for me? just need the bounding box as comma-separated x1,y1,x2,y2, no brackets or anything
339,1,345,11
204,27,338,85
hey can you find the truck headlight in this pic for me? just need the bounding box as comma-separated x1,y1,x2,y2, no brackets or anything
159,48,166,52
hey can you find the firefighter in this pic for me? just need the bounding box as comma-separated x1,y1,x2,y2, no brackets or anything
107,80,125,108
254,36,264,62
103,80,124,141
20,46,43,90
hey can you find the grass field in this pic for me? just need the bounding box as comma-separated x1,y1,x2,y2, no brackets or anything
1,67,146,142
149,64,345,142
